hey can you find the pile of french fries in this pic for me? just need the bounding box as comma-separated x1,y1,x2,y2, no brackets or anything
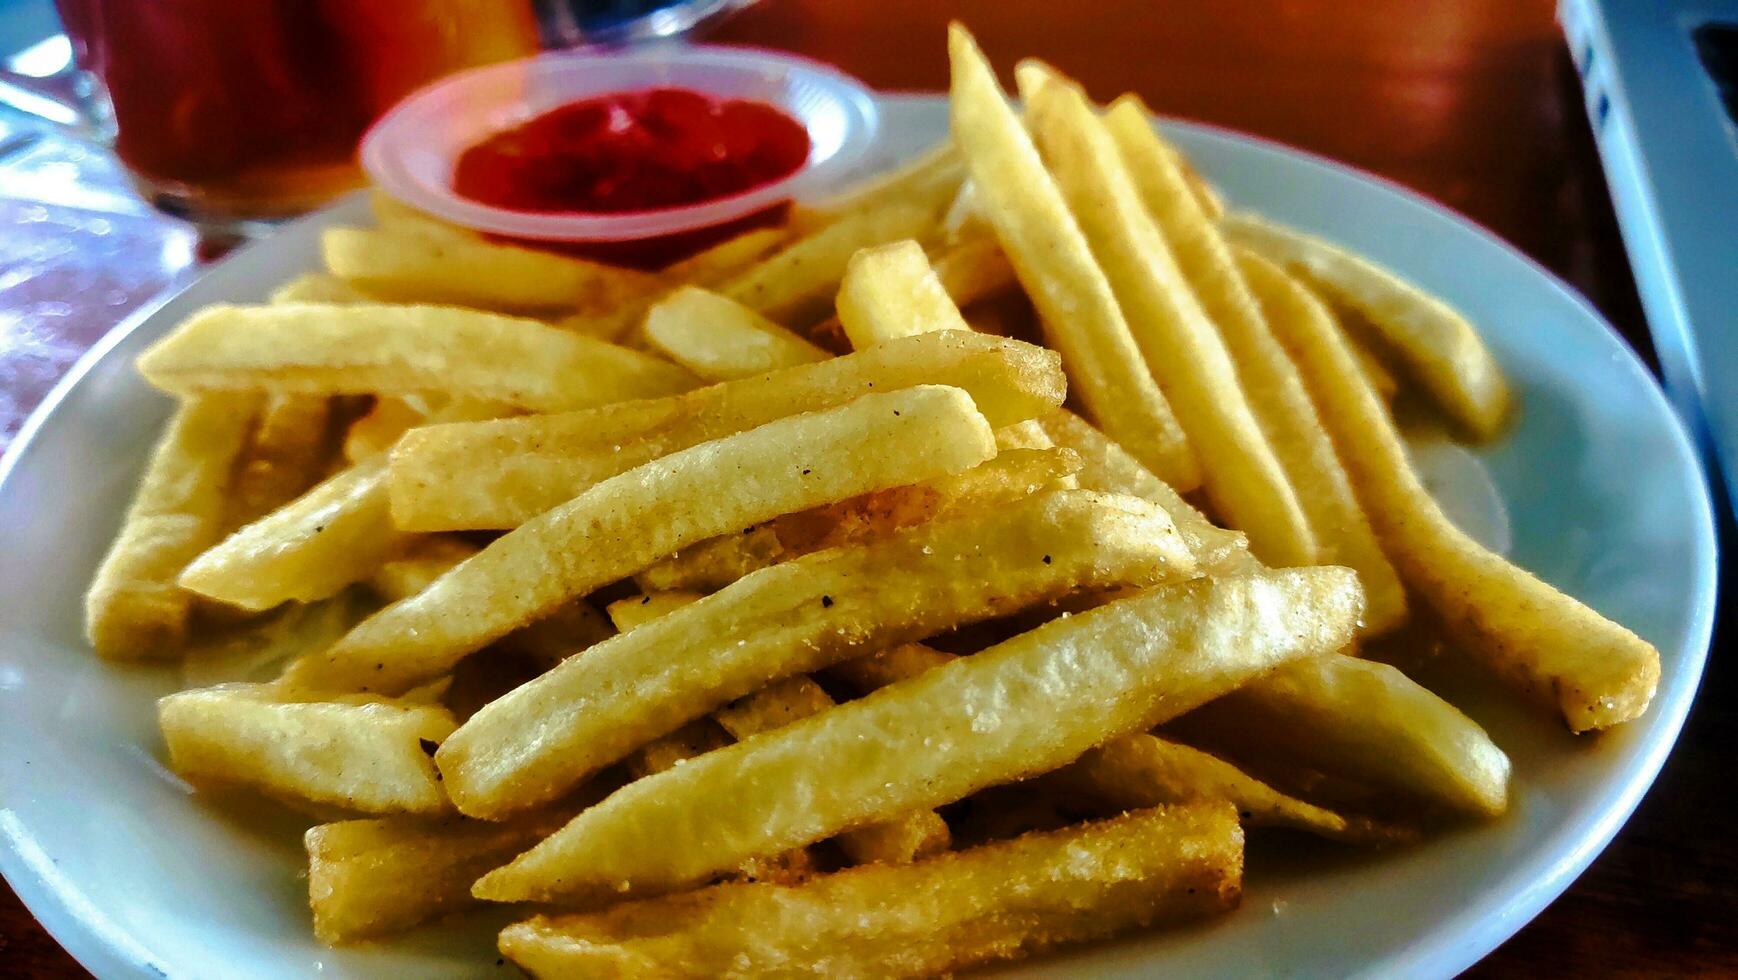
83,23,1662,977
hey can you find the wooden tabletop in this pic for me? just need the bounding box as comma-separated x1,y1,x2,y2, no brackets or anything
3,0,1733,974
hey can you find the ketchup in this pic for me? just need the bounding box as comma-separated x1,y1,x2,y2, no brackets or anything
452,87,811,216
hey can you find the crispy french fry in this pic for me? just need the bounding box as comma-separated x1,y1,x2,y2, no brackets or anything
807,140,964,224
1249,253,1657,731
1221,213,1511,440
387,331,1063,531
473,566,1357,902
1025,76,1315,566
642,286,828,380
289,386,998,696
720,202,950,325
226,393,334,530
86,393,259,659
159,684,454,815
138,303,695,414
441,490,1189,819
269,273,374,305
660,227,790,286
322,225,661,317
1105,97,1404,629
498,803,1241,978
1046,732,1399,844
605,590,706,631
638,447,1081,593
836,239,971,349
948,26,1199,491
1033,409,1248,572
307,812,565,944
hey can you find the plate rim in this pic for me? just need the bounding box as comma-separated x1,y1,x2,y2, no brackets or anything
0,101,1718,980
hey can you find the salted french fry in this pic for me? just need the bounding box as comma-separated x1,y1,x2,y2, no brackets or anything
1046,733,1399,844
288,386,998,696
342,396,431,462
1025,76,1314,566
306,812,565,944
159,683,454,815
1249,252,1656,731
498,803,1241,978
322,225,661,317
642,286,828,380
441,490,1189,820
836,239,972,349
86,393,259,659
138,303,696,414
807,140,965,224
1033,409,1248,572
269,273,375,305
948,26,1199,491
605,590,706,631
1104,97,1403,629
720,202,950,325
180,456,412,612
473,566,1357,903
638,447,1080,592
825,642,955,693
1221,213,1511,440
660,227,790,286
387,331,1064,531
226,393,334,530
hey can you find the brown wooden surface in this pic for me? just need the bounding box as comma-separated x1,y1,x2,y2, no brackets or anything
3,0,1732,975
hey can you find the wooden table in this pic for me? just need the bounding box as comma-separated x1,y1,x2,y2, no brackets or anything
2,0,1732,974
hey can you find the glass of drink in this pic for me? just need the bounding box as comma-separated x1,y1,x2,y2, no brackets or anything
0,0,541,234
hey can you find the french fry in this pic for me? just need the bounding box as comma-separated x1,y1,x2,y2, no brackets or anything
1045,732,1400,844
1221,213,1512,440
473,566,1358,903
306,812,565,944
931,230,1019,310
342,396,432,462
441,490,1190,820
322,225,661,317
288,386,998,696
367,536,480,602
137,303,696,414
836,239,972,349
1024,75,1315,566
1248,252,1657,731
807,140,964,225
86,393,259,659
225,393,334,530
1104,97,1404,629
269,273,374,305
180,591,373,689
498,803,1241,978
638,447,1081,592
369,191,476,240
660,226,790,286
1033,409,1249,573
641,286,828,380
1344,321,1401,401
387,331,1064,531
948,25,1200,491
159,684,455,815
719,201,950,325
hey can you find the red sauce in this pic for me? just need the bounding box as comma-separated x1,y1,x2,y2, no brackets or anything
453,87,811,216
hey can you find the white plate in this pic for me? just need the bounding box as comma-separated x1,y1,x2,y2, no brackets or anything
0,95,1716,980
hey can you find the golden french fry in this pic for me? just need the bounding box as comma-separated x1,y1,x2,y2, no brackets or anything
1344,319,1401,401
289,386,998,696
137,303,696,414
367,536,480,603
498,802,1241,978
1249,253,1656,731
387,331,1063,531
159,684,454,815
638,447,1081,593
269,273,375,306
641,286,828,380
1221,213,1511,440
719,202,949,325
1104,97,1404,629
948,26,1199,491
931,230,1018,309
1025,76,1314,566
660,227,790,286
474,566,1358,903
441,490,1189,820
807,140,964,224
322,225,661,317
86,393,259,659
343,396,432,462
836,239,972,349
306,812,564,944
225,393,334,530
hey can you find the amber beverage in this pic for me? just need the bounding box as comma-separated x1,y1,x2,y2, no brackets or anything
50,0,539,228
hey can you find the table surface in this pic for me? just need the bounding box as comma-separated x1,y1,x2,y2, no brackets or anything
1,0,1733,975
